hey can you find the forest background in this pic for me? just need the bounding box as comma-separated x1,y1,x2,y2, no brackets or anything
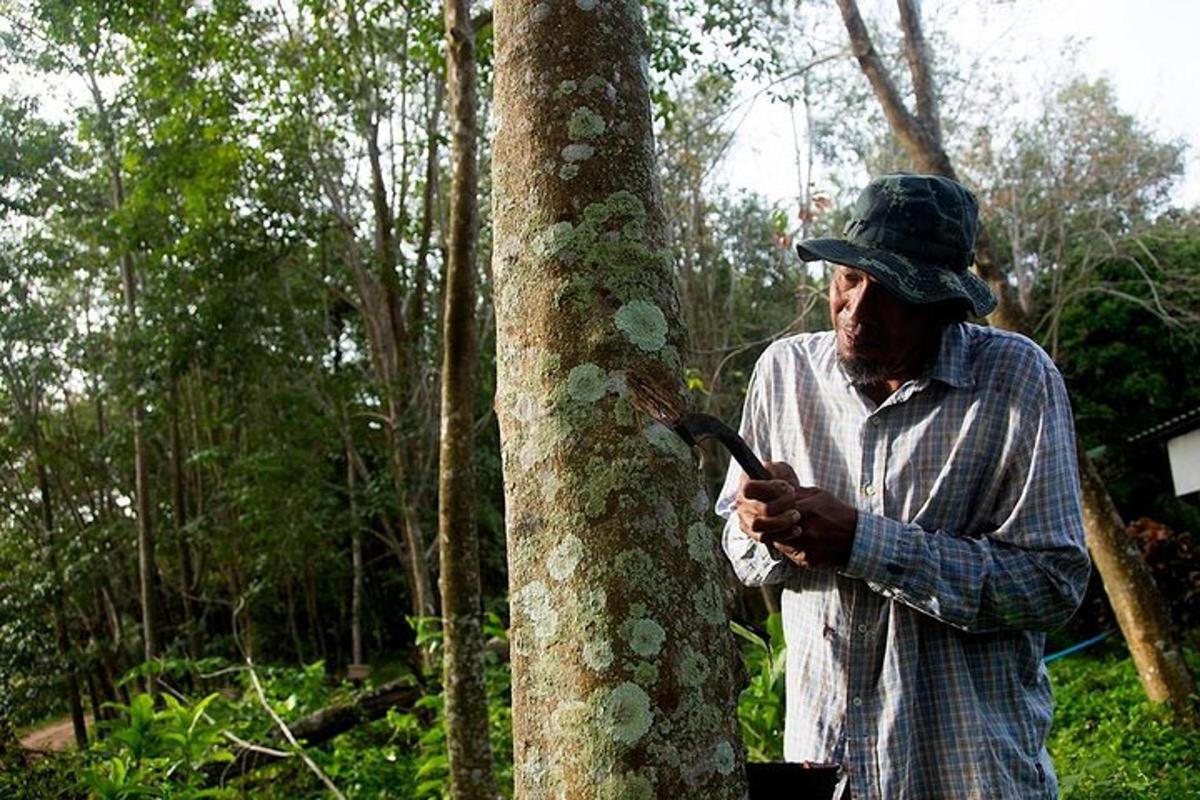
1,0,1199,797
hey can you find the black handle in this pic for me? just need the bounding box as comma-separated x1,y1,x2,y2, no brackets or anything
677,413,772,481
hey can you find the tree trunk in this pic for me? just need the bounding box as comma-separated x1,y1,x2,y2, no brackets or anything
1078,450,1199,723
492,1,749,796
169,378,200,658
17,381,89,748
86,66,159,674
836,0,1197,720
348,451,365,671
438,1,499,797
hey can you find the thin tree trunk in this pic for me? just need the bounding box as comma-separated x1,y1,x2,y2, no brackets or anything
439,0,498,796
836,0,1197,721
492,1,748,795
11,377,90,749
348,450,364,670
85,66,159,674
169,378,199,658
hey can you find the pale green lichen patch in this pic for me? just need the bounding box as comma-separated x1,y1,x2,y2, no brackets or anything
694,581,726,626
644,421,691,461
551,699,591,736
581,74,609,95
562,143,595,162
628,617,666,657
614,300,668,351
687,521,714,564
599,682,653,746
567,363,607,403
597,772,653,800
528,192,672,306
568,106,606,140
558,163,579,181
658,343,681,372
613,396,633,427
613,548,661,592
713,740,736,775
582,457,650,519
533,221,576,260
548,534,585,581
556,79,578,96
518,581,560,641
582,638,614,671
631,660,659,687
655,497,678,530
693,487,710,515
575,0,599,9
680,649,710,687
513,392,542,423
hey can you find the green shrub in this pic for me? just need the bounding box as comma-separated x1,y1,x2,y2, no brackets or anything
1047,643,1200,799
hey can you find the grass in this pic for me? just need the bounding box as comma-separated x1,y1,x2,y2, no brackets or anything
1047,637,1200,799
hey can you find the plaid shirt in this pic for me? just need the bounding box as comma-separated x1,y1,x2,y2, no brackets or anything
716,323,1091,799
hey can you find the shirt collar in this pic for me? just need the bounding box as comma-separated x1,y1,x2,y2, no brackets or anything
927,322,973,389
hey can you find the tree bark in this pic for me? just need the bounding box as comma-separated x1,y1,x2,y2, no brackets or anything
492,1,749,795
836,0,1197,721
439,1,499,797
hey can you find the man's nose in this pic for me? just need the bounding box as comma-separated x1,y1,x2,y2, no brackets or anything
844,279,879,321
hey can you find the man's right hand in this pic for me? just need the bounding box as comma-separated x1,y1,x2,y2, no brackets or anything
736,461,803,551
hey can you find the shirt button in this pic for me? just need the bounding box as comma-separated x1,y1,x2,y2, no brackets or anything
852,696,863,707
857,623,869,634
871,417,881,427
863,484,875,496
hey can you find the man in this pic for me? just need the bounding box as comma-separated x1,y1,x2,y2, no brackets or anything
716,174,1091,799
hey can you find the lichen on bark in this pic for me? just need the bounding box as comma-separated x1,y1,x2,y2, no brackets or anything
492,0,749,795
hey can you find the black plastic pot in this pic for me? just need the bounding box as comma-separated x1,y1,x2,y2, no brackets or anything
745,762,841,799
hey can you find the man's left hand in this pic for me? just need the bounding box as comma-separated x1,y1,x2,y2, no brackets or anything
766,486,859,569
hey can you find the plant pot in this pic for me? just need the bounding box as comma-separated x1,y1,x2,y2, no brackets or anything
746,762,841,799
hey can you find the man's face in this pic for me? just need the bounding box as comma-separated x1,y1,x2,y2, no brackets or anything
828,265,936,385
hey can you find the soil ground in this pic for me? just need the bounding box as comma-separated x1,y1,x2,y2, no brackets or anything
19,715,89,752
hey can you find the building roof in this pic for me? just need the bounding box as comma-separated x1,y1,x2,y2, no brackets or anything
1126,406,1200,444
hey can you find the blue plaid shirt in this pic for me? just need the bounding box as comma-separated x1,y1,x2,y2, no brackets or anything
717,323,1091,799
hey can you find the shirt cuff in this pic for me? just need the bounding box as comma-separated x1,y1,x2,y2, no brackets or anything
843,511,911,587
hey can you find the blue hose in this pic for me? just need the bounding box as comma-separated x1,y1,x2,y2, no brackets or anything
1043,631,1113,664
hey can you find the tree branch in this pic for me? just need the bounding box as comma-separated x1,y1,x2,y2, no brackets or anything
896,0,939,134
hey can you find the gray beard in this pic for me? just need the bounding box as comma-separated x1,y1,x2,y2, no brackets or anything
838,354,896,386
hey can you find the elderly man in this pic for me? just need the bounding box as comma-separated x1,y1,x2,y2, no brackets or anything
716,174,1091,799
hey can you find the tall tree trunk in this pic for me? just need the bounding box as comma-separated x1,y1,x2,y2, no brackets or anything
439,1,498,797
836,0,1197,721
492,1,748,796
169,378,199,658
86,66,159,674
348,450,365,671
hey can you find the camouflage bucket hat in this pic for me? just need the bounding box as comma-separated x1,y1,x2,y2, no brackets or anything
795,173,997,317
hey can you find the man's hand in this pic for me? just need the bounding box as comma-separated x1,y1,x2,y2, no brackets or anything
736,462,859,568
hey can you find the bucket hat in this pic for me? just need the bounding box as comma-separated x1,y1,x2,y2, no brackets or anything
795,173,997,317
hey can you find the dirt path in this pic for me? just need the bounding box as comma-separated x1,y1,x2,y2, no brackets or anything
19,714,91,752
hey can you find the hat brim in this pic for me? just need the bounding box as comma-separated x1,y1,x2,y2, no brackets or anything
796,238,997,318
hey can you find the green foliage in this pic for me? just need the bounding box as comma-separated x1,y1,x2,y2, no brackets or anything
733,613,787,763
1047,642,1200,798
81,691,235,799
15,616,516,799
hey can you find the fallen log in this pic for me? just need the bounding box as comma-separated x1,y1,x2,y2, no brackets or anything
205,676,423,785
